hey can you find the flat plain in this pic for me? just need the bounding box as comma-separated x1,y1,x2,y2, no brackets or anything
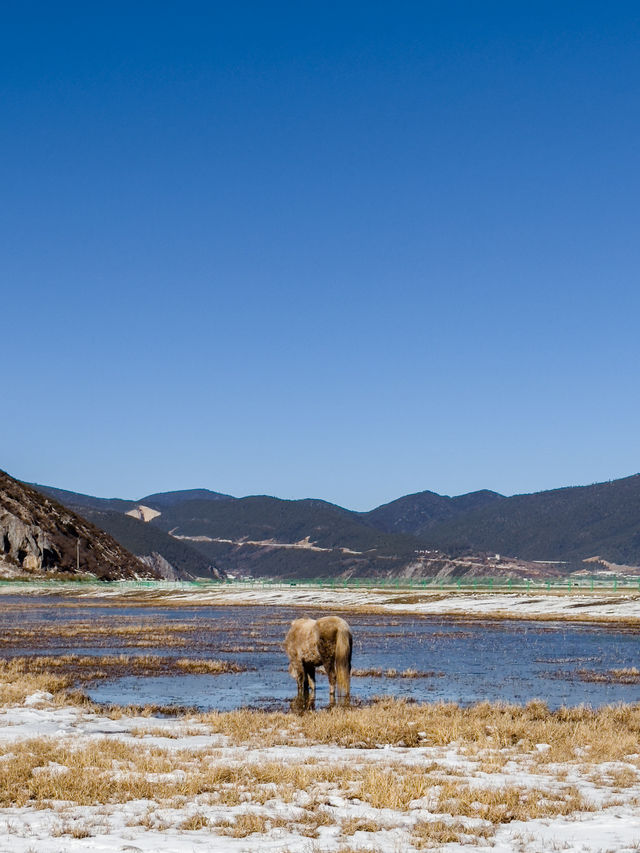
1,583,640,852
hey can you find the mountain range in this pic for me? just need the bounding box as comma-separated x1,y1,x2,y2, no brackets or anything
31,472,640,579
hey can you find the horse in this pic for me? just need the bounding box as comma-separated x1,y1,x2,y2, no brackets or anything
284,615,352,704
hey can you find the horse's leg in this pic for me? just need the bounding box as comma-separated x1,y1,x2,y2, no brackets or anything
327,661,336,701
304,662,316,697
294,660,306,699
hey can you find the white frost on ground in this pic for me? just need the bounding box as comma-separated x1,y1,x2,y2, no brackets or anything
3,581,640,623
120,584,640,622
1,695,640,852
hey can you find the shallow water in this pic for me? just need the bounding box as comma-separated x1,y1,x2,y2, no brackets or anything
1,597,639,711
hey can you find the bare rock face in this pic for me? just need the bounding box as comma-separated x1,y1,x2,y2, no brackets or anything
139,551,181,580
138,551,226,581
0,470,159,580
0,510,52,568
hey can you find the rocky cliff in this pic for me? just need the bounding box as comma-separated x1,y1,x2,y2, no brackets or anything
0,470,158,580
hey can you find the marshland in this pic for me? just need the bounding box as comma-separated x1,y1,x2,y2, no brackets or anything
2,592,640,710
1,588,640,851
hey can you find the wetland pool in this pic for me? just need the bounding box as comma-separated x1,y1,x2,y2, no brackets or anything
1,597,639,711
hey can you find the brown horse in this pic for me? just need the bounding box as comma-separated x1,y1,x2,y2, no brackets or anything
284,615,352,703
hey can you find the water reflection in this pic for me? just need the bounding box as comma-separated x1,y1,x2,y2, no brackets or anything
290,695,315,714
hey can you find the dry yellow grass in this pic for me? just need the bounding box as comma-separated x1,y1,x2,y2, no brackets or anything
0,621,197,649
412,819,494,849
0,667,72,705
197,696,640,765
358,765,434,809
1,654,244,681
174,658,242,674
436,780,594,822
340,816,388,835
335,847,386,853
0,738,182,808
51,819,95,838
219,812,272,837
576,667,640,684
0,736,358,811
351,667,438,678
608,766,640,788
180,812,210,830
0,655,244,706
353,773,594,841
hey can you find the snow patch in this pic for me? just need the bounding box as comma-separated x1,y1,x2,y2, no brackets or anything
23,691,54,706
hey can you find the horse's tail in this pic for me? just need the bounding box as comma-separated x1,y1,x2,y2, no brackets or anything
335,623,352,697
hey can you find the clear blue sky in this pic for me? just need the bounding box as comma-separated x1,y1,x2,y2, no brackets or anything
2,2,639,510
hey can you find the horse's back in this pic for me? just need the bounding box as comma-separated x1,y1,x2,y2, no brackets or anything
316,616,351,641
285,618,321,664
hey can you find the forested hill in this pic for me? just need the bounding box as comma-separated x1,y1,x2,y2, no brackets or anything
33,484,235,514
34,484,137,514
147,495,430,578
402,475,640,566
75,509,225,580
141,489,235,507
361,489,504,536
150,495,415,554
